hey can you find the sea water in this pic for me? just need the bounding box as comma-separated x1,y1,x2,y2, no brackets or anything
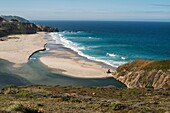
2,21,170,88
33,21,170,67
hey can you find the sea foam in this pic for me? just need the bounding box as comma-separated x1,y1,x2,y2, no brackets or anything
49,32,118,67
121,57,126,60
106,53,116,57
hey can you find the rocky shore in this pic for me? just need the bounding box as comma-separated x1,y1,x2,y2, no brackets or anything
0,15,59,38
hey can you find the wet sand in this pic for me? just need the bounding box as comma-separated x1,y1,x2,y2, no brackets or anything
40,50,114,78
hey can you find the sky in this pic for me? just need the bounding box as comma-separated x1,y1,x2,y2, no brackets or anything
0,0,170,21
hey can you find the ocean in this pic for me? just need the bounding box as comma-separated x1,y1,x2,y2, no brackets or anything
1,21,170,88
34,21,170,67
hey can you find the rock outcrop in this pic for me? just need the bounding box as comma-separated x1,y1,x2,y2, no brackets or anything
0,16,59,38
113,59,170,89
36,24,59,32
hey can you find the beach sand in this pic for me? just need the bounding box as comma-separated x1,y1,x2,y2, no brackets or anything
0,32,46,67
40,50,113,78
0,32,114,78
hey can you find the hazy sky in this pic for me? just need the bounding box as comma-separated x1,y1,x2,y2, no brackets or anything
0,0,170,21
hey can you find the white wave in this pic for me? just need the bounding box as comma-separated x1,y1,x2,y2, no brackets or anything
50,32,86,51
61,31,82,34
49,32,126,67
121,57,126,60
77,52,117,67
78,46,86,50
58,34,63,37
88,37,101,40
49,33,116,67
107,53,126,60
106,53,116,58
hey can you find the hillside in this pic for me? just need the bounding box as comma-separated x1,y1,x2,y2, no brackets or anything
0,85,169,113
113,59,170,88
0,17,5,21
1,15,30,23
0,16,59,38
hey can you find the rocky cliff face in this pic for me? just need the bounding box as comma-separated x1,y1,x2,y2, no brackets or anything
113,59,170,89
36,24,59,32
0,16,59,38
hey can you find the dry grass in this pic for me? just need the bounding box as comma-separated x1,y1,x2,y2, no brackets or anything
0,85,169,113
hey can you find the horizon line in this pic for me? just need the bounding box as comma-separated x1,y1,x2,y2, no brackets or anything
30,19,170,22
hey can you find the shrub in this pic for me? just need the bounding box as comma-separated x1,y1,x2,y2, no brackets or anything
16,91,30,97
111,102,126,110
12,104,40,113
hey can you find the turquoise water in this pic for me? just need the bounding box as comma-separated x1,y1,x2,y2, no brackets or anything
34,21,170,67
0,32,126,88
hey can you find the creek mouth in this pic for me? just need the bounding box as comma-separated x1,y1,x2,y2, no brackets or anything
0,34,126,88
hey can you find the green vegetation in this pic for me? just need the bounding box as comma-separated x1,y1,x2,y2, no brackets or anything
0,15,58,38
16,91,30,97
117,59,170,72
0,85,169,112
111,102,125,110
0,22,37,37
144,59,170,71
8,103,39,113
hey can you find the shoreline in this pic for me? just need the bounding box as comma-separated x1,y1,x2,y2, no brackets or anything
50,32,118,68
39,33,116,78
0,32,46,67
0,31,116,78
45,32,117,69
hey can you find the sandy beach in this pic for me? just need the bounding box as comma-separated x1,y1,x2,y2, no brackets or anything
0,31,113,78
40,50,113,78
0,32,46,67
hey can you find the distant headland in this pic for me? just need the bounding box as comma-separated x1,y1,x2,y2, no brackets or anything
0,15,59,38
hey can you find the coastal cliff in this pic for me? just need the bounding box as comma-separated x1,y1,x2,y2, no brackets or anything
113,59,170,89
0,16,59,37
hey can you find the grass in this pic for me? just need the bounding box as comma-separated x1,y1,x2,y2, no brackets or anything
10,104,40,113
16,91,30,97
117,59,170,72
0,85,169,112
144,59,170,71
